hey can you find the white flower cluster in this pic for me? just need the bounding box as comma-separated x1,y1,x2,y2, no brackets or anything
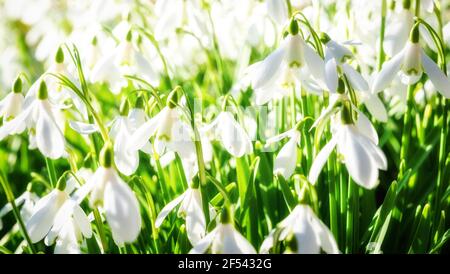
0,0,449,254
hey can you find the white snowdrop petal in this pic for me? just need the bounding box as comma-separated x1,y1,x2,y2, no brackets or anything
311,216,340,254
308,137,338,184
372,51,404,93
0,101,35,141
219,112,252,157
251,46,285,90
26,191,65,243
266,0,288,25
294,222,321,254
155,192,187,228
304,43,326,83
134,51,159,86
36,102,65,159
353,132,388,171
128,113,161,152
274,137,298,179
114,124,139,176
69,120,99,135
189,227,218,254
341,127,379,189
342,63,369,92
45,200,75,245
324,54,339,93
232,228,257,254
363,94,388,123
73,205,92,238
355,110,379,144
103,173,142,245
185,190,206,246
90,52,121,84
259,230,275,254
421,51,450,98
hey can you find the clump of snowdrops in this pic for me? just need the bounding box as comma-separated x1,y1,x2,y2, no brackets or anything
0,0,449,254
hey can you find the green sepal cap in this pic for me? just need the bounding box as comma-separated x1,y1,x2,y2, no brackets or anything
410,24,420,43
120,99,130,116
100,142,114,168
38,81,48,100
55,46,64,64
167,88,179,109
13,76,22,94
289,19,299,36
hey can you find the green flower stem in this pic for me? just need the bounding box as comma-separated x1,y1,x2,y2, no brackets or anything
175,86,209,224
377,0,387,70
285,0,293,17
0,173,36,254
45,157,57,188
399,84,416,177
431,3,449,232
290,87,297,128
92,207,109,253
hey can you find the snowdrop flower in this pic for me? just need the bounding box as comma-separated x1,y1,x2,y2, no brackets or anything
246,19,326,104
0,186,39,230
155,185,205,245
44,199,92,254
265,127,301,179
421,0,434,13
26,183,91,248
71,97,152,176
110,100,140,176
321,33,369,94
260,204,339,254
190,206,256,254
0,81,66,159
384,0,414,57
372,26,450,98
204,111,253,158
24,47,85,118
75,143,142,246
153,0,208,41
0,76,24,122
308,101,387,189
91,31,158,94
266,0,288,25
129,92,203,169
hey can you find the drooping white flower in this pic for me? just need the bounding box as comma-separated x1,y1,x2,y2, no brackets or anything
74,145,142,246
0,81,66,159
0,188,39,230
308,103,387,189
190,207,256,254
384,4,414,57
44,199,92,254
373,27,450,98
245,21,326,104
155,187,205,245
320,34,387,122
26,189,91,249
265,129,301,179
70,99,152,176
23,47,86,118
203,111,253,157
0,76,24,122
153,0,208,41
91,31,158,93
321,34,369,94
260,204,340,254
128,104,195,158
266,0,288,25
